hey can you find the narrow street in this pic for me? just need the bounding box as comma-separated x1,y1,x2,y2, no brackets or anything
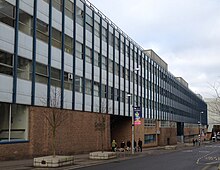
79,143,220,170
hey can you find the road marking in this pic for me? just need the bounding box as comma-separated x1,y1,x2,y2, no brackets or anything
205,145,220,148
199,151,210,153
182,150,193,153
196,151,215,164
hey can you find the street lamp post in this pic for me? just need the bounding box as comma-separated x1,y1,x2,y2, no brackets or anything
127,67,139,155
127,94,134,154
199,111,203,145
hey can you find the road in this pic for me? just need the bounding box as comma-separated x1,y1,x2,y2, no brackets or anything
79,143,220,170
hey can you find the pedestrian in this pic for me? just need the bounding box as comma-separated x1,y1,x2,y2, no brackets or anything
120,140,125,152
112,139,117,152
192,139,195,146
138,138,143,152
126,140,131,151
195,139,198,146
134,140,137,152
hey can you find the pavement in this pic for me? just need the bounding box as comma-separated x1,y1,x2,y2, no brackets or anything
0,142,204,170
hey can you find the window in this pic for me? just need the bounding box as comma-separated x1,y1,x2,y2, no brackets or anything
102,27,107,42
94,52,101,67
144,119,156,127
144,134,156,144
109,60,113,73
36,62,48,84
120,90,125,102
115,89,120,101
0,103,28,142
76,41,83,59
64,72,73,90
85,79,92,95
51,67,61,87
53,0,62,11
101,84,107,98
120,66,125,78
125,69,129,80
65,34,73,54
76,6,84,27
75,75,82,92
65,0,74,19
102,56,107,70
94,81,99,96
115,37,119,50
94,21,100,37
160,121,170,127
109,32,114,46
0,1,15,27
19,10,32,36
52,28,62,49
85,47,92,63
115,63,119,76
86,14,93,32
36,19,48,43
121,42,124,54
17,57,32,80
0,50,13,76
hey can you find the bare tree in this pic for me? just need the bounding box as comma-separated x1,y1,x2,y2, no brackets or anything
207,81,220,123
95,100,111,152
41,87,68,157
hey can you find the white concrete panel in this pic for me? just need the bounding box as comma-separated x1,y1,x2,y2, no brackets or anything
17,79,31,105
65,53,73,68
35,82,48,106
115,77,119,89
36,41,48,65
65,17,73,37
20,0,33,16
76,59,83,76
51,48,61,69
64,89,72,110
75,92,82,110
85,63,92,79
18,32,33,60
0,23,14,53
94,96,99,112
0,75,13,103
86,31,92,45
76,25,83,42
85,94,91,112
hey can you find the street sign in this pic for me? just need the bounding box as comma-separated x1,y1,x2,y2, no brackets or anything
134,107,142,125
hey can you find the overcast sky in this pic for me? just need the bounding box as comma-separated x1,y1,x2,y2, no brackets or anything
89,0,220,98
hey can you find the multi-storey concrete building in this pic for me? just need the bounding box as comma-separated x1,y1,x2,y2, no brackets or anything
0,0,207,160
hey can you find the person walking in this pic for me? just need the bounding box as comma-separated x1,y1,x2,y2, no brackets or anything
126,140,131,151
138,138,143,152
112,139,117,152
134,140,137,152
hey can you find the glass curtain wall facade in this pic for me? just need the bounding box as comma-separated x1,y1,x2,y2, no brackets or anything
0,0,207,143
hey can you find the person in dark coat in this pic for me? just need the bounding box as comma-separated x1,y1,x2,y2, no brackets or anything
134,140,137,152
138,138,143,152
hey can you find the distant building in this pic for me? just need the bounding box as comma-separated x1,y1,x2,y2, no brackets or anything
0,0,207,160
205,98,220,133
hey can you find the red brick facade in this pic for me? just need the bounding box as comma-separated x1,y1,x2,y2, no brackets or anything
0,106,111,160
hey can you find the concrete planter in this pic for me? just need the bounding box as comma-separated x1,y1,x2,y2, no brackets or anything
33,155,74,167
164,145,177,150
89,151,116,160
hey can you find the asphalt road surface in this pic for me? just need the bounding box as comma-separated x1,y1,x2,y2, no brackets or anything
79,143,220,170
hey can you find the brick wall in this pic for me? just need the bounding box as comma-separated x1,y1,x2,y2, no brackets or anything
158,128,177,146
0,106,111,160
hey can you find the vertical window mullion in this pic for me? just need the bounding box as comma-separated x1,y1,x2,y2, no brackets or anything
82,3,86,111
13,0,20,104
